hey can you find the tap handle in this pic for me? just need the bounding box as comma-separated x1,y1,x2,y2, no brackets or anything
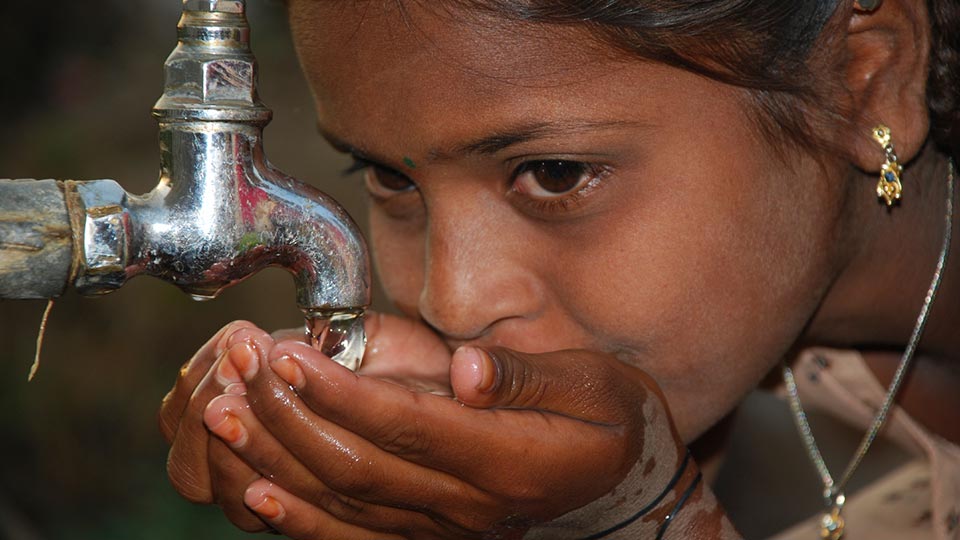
156,0,270,124
183,0,245,13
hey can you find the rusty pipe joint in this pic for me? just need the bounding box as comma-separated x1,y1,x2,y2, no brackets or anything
63,0,370,313
66,179,131,294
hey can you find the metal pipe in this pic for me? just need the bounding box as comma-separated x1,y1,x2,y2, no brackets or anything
0,179,73,299
0,0,371,315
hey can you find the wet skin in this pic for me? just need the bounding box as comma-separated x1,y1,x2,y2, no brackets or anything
160,0,959,537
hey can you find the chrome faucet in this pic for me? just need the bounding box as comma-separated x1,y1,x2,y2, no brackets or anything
0,0,370,322
71,0,370,313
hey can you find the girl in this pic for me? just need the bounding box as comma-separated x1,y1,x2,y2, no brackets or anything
160,0,960,538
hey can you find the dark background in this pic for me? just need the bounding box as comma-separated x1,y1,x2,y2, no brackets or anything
0,2,372,538
0,2,912,539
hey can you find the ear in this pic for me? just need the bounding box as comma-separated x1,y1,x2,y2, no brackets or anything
839,0,931,171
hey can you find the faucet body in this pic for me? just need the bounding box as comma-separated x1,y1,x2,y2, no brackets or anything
69,124,370,311
0,0,370,314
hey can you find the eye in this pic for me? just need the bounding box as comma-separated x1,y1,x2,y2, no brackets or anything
364,166,416,199
511,160,605,199
345,157,416,200
507,159,610,218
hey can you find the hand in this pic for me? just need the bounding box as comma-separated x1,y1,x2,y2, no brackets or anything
158,320,276,531
205,339,689,539
159,312,454,533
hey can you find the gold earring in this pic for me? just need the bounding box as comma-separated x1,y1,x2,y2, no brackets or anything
872,124,902,206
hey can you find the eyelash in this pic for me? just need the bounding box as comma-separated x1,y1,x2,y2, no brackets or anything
507,160,609,217
343,155,609,217
342,156,383,176
343,156,417,200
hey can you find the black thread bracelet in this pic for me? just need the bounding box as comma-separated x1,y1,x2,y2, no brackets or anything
654,470,702,540
580,448,692,540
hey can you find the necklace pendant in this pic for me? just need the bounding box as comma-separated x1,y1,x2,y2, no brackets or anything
819,507,845,540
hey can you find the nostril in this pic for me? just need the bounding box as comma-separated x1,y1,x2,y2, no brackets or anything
416,283,490,342
416,259,546,347
417,289,538,347
418,317,488,349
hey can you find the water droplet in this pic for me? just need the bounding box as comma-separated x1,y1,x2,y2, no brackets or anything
190,294,215,302
304,310,366,371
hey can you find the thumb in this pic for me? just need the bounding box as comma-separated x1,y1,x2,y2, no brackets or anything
451,346,650,424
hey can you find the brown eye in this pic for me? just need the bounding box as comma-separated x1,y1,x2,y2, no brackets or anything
513,160,597,199
362,164,416,199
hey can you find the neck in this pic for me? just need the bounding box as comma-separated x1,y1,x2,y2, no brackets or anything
803,145,959,360
800,146,960,443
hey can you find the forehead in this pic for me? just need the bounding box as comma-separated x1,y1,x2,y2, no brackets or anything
287,1,727,154
289,1,615,85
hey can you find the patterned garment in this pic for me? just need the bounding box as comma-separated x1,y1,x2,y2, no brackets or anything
771,349,960,540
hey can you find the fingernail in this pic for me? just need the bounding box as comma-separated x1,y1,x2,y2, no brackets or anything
270,355,305,389
223,382,247,395
216,325,245,356
229,341,259,382
215,356,243,386
460,346,498,393
207,413,248,448
251,495,285,520
245,482,285,521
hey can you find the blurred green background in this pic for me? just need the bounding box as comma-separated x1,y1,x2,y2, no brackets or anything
0,1,375,538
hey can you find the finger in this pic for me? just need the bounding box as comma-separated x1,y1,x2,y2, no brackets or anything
244,479,407,540
165,356,226,504
159,320,257,443
450,346,653,426
166,326,273,503
205,393,450,536
265,341,512,472
232,344,494,523
260,343,629,530
271,312,452,393
208,435,270,533
267,340,477,464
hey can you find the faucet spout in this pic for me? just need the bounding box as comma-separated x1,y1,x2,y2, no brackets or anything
66,0,370,313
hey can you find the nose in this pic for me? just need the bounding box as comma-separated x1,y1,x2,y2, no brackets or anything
417,199,543,343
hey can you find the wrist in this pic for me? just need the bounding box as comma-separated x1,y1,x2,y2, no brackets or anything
646,458,701,540
528,460,743,540
525,395,691,540
525,448,697,540
656,475,741,540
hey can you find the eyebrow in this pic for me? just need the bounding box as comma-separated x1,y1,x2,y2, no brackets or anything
318,126,400,174
318,118,645,168
446,119,644,157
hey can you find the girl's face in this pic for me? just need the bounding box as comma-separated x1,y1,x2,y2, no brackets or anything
289,2,852,440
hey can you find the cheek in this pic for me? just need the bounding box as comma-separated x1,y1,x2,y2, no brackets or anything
369,209,425,316
552,144,843,440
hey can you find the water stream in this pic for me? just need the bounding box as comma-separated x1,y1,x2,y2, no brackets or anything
304,310,367,371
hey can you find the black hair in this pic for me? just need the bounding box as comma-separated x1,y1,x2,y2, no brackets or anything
927,0,960,159
442,0,960,159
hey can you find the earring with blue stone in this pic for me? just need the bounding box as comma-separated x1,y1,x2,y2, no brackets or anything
872,124,902,206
